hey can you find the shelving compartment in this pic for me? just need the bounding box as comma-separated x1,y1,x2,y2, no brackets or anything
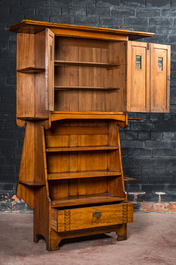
54,37,126,112
44,120,126,208
16,30,48,120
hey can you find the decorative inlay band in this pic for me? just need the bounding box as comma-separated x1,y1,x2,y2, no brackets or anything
64,210,71,231
122,204,128,223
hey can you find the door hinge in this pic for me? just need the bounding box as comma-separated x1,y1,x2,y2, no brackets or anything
147,43,150,50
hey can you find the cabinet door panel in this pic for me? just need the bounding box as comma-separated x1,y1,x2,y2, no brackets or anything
45,28,55,111
150,44,170,112
127,41,150,112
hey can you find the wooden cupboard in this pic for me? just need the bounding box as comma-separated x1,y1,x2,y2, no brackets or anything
9,20,170,251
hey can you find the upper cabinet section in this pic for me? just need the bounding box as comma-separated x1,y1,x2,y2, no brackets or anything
9,20,171,124
127,41,170,113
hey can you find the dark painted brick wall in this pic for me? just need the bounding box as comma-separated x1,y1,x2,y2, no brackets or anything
0,0,176,210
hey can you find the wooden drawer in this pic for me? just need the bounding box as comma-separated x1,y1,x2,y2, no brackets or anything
51,203,133,232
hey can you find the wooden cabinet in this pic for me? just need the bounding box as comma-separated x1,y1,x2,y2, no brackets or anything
9,20,170,251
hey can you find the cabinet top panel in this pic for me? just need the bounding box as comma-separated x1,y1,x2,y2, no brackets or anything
8,20,154,41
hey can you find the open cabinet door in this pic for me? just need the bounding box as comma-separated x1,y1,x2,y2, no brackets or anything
45,28,55,111
150,44,170,113
127,41,150,112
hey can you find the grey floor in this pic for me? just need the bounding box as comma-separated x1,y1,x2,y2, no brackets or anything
0,212,176,265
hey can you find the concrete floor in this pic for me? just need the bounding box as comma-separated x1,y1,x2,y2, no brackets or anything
0,212,176,265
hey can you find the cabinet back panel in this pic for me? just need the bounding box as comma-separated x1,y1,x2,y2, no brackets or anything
54,37,126,112
47,152,108,173
49,177,108,200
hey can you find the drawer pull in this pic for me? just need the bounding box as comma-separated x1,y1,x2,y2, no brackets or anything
93,211,102,218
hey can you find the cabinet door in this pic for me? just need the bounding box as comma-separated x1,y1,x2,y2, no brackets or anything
127,41,150,112
45,28,55,111
150,44,170,112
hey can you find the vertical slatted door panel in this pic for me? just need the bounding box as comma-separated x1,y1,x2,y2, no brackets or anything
45,28,54,111
150,44,170,113
127,41,150,112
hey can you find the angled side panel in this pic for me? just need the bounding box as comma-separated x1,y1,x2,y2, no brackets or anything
45,29,55,111
16,122,35,208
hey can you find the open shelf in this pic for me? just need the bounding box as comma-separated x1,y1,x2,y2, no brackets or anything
48,171,121,180
51,193,125,207
124,177,136,181
17,67,45,73
46,146,118,153
50,111,127,122
54,86,120,91
17,116,48,121
19,181,46,187
54,60,120,68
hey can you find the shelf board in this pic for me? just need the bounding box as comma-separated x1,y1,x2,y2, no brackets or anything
48,171,121,180
46,146,118,153
124,177,136,182
17,67,45,73
17,116,48,121
19,181,46,187
50,111,127,122
54,60,120,68
51,193,125,207
54,86,120,91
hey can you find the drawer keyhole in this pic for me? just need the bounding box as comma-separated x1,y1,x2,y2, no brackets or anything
93,211,102,218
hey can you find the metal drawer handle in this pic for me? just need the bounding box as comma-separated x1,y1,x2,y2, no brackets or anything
93,211,102,218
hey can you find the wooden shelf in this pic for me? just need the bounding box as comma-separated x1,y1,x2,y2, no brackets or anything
17,67,45,73
50,111,127,122
54,60,120,68
51,193,125,207
46,146,118,153
54,86,120,91
48,171,121,180
19,181,46,187
124,177,136,181
17,116,48,121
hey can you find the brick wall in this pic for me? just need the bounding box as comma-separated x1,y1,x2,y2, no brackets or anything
0,0,176,211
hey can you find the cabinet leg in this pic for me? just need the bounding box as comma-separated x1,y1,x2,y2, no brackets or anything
46,230,62,251
33,232,40,243
116,224,127,241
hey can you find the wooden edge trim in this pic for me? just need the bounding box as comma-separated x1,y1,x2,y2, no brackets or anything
8,20,155,38
50,112,127,123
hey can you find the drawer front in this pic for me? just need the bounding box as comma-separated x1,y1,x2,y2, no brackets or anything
51,203,133,232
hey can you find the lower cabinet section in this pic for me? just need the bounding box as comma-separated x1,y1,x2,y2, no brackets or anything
51,202,133,232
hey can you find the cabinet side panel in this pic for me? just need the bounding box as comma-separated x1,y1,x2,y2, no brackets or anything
45,29,54,111
34,30,49,118
127,41,150,112
108,123,125,198
150,44,170,112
